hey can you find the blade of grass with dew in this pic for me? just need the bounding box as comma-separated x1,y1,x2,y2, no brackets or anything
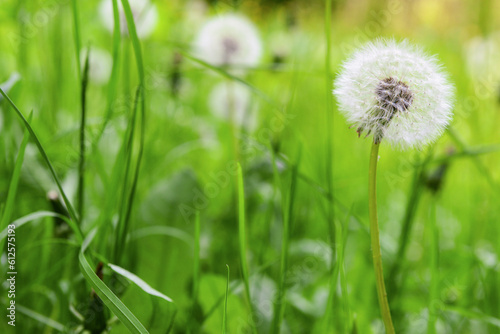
236,163,258,334
77,47,90,220
0,89,83,240
0,112,32,253
223,264,229,334
79,229,149,334
271,149,300,334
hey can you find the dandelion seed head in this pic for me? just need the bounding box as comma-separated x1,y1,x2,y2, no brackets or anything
193,14,262,74
209,82,256,131
99,0,158,38
333,39,454,150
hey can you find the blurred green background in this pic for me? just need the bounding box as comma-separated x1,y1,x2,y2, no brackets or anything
0,0,499,333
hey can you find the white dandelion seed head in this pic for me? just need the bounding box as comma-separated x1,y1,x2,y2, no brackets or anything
209,82,256,131
99,0,158,39
464,33,500,88
193,14,262,74
333,39,454,150
80,48,113,85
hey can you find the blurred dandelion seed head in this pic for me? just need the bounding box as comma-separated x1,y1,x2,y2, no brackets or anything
334,39,454,150
193,14,262,75
209,82,256,131
99,0,158,38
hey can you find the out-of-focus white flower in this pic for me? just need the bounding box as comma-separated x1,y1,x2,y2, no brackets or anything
80,48,113,85
0,72,21,130
99,0,158,38
464,33,500,91
0,72,21,95
184,0,208,29
209,82,256,131
333,39,454,150
193,14,262,74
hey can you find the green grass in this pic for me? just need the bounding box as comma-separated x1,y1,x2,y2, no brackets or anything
1,0,500,333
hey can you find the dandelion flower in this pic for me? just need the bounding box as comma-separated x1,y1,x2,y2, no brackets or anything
333,39,454,150
464,33,500,91
193,14,262,74
80,48,113,85
99,0,158,39
209,82,256,131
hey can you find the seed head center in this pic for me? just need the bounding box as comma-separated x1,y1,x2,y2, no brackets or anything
375,77,413,114
222,37,239,63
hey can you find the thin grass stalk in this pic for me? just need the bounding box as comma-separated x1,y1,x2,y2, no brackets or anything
427,198,439,334
70,0,82,80
369,141,395,334
236,163,258,334
91,0,122,149
271,151,300,334
323,0,338,328
77,48,90,220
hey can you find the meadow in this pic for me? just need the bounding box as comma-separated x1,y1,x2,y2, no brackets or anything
0,0,499,333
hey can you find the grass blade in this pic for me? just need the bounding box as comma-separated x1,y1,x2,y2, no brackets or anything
70,0,82,80
79,229,149,334
0,113,32,252
271,150,300,334
77,47,90,220
0,89,83,240
17,304,66,332
0,211,81,243
108,264,174,303
236,163,257,334
223,264,229,334
120,0,145,83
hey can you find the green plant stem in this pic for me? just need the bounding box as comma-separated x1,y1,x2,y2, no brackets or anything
368,141,395,334
427,197,439,334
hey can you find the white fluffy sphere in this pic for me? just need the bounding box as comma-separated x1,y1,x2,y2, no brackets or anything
333,39,454,150
193,14,262,74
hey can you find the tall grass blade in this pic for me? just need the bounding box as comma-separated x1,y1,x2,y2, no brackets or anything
0,113,32,252
223,264,230,334
77,47,90,220
79,229,149,334
0,89,83,239
272,149,300,334
236,163,257,334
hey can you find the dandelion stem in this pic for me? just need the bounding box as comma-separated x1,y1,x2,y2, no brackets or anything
368,141,395,334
